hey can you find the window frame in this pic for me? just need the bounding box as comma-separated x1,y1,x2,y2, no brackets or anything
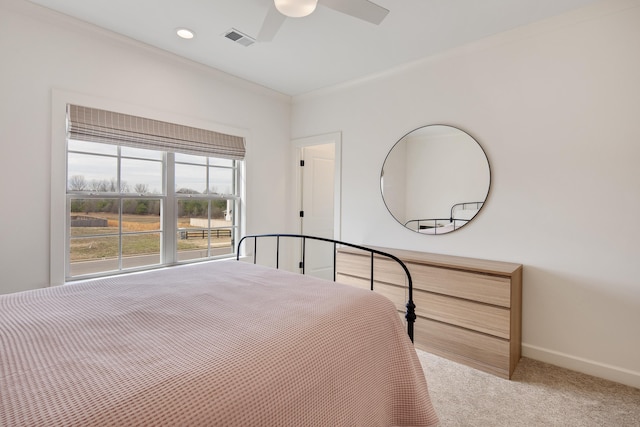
51,90,247,285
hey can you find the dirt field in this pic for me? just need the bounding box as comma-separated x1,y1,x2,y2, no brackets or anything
70,213,231,261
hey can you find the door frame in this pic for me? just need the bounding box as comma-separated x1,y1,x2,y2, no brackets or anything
292,132,342,240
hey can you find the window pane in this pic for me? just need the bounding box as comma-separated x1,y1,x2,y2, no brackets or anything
176,228,210,262
210,199,234,257
121,158,163,194
177,199,208,262
176,226,209,262
69,235,119,277
177,199,209,227
210,199,231,221
176,153,206,165
120,200,161,230
67,153,118,192
68,139,117,156
121,146,163,160
209,167,234,195
122,233,161,269
176,163,206,194
209,157,233,167
210,228,234,257
70,198,119,236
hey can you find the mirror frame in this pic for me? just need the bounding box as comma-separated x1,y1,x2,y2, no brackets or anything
381,124,491,235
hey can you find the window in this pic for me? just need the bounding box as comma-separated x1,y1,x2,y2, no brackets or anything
174,153,239,263
64,105,244,280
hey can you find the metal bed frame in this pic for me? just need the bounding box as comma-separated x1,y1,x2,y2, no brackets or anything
404,201,484,233
404,217,467,233
450,201,484,218
237,233,416,342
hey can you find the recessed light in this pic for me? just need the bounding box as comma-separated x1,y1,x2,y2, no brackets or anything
176,28,195,39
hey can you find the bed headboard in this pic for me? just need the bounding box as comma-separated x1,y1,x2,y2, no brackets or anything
237,234,416,342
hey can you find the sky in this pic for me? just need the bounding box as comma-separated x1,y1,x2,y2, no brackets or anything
67,140,235,195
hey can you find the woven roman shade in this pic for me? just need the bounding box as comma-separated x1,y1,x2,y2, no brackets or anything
68,105,245,160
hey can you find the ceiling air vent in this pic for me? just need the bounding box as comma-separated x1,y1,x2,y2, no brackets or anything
223,29,256,47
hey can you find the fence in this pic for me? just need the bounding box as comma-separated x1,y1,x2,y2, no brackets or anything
179,229,232,240
70,216,108,227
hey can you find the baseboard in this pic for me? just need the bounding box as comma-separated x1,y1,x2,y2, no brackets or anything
522,343,640,389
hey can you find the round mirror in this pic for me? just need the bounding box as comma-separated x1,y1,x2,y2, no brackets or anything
381,125,490,235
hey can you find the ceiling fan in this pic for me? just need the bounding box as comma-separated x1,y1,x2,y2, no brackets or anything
257,0,389,42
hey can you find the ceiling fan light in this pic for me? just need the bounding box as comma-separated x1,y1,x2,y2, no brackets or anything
274,0,318,18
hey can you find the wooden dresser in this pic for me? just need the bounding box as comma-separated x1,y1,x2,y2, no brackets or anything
335,246,523,379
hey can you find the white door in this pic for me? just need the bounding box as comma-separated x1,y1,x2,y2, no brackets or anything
301,143,334,236
295,134,340,280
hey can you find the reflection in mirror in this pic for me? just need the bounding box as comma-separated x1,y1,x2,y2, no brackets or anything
381,125,490,235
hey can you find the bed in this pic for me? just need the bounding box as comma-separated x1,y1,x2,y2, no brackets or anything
0,235,438,426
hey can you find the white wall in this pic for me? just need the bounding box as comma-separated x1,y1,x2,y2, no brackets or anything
0,0,292,294
292,0,640,388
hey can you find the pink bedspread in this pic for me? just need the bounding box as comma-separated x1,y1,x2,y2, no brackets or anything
1,260,438,426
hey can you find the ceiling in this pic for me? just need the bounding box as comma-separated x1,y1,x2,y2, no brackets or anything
28,0,599,96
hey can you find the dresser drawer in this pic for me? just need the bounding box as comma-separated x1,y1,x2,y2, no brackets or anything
336,273,407,312
335,252,408,286
409,262,511,307
414,291,510,339
414,317,512,379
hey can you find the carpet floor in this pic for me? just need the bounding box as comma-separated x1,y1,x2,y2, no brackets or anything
416,350,640,426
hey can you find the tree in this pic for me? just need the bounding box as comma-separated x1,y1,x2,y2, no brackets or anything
176,188,200,194
70,199,85,212
68,175,87,191
134,183,149,194
211,200,227,219
178,199,207,218
135,201,149,215
89,179,106,192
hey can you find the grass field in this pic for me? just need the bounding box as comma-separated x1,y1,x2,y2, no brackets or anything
70,213,232,261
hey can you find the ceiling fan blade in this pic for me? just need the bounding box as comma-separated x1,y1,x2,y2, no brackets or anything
257,4,287,42
320,0,389,25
